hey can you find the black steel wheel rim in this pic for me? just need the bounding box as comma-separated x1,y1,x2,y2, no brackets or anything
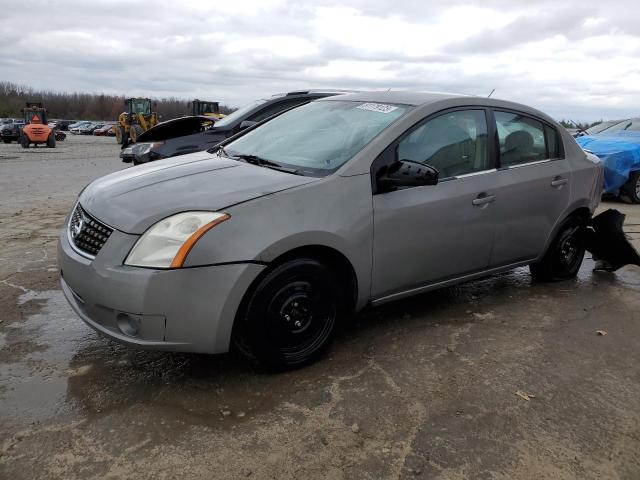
552,227,582,272
266,278,335,362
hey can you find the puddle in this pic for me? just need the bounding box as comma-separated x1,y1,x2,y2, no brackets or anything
0,286,293,433
0,256,638,435
0,289,92,428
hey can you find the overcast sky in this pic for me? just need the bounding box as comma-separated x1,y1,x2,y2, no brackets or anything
1,0,639,121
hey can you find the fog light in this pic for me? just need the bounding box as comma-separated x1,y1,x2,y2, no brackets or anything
116,312,141,336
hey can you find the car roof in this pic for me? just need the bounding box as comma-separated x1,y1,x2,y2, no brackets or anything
283,89,358,96
318,90,560,125
319,90,468,106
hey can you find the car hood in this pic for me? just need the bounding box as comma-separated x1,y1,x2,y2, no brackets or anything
80,151,317,234
137,116,221,143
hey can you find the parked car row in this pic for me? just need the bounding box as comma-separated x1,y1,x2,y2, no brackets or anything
69,121,100,134
1,116,114,144
48,120,74,131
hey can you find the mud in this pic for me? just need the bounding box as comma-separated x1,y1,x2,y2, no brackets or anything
1,135,639,479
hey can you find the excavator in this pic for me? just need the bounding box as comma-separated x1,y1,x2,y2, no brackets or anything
115,97,158,146
20,102,55,148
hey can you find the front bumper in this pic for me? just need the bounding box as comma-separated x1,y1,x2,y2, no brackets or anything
58,227,265,354
119,149,134,163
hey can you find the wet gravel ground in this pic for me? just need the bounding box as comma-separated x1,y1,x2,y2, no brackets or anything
0,135,639,479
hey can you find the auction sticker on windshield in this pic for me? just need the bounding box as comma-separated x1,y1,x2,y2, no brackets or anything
356,103,399,114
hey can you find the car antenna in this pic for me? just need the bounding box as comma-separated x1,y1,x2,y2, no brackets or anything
488,88,495,98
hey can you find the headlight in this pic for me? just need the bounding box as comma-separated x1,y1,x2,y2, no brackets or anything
124,211,230,268
133,142,163,158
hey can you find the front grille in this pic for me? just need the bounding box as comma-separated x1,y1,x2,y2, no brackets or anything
68,204,113,257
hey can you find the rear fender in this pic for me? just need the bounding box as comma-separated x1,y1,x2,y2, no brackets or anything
534,200,592,263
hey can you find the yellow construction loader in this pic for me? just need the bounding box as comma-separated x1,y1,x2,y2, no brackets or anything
115,97,158,146
191,100,225,120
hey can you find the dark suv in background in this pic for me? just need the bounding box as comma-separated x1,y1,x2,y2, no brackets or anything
1,120,25,143
121,90,349,164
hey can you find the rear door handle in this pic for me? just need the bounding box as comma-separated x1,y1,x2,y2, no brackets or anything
472,193,496,206
551,177,568,188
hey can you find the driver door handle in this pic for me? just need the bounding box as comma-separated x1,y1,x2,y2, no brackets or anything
551,177,568,188
472,193,496,206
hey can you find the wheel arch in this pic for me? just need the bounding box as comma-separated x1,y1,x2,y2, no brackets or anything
258,244,357,312
535,202,592,263
231,244,360,348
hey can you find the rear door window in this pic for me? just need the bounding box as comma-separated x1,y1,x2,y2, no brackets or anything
495,111,547,167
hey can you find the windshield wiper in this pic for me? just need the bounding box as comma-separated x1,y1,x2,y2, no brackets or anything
233,154,303,175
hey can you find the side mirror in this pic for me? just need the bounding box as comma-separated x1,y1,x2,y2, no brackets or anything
239,120,258,131
377,159,439,192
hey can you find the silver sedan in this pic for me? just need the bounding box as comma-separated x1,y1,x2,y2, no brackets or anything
58,91,603,368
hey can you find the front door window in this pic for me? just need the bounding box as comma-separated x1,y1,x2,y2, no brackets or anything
397,110,489,178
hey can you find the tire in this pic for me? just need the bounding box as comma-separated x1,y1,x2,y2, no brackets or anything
530,217,586,282
20,133,29,148
2,138,10,144
234,258,341,369
129,124,143,143
116,126,127,146
621,171,640,204
46,133,56,148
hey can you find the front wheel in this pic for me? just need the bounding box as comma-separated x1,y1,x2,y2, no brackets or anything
2,138,10,144
621,171,640,204
129,124,143,143
234,258,341,369
530,217,586,281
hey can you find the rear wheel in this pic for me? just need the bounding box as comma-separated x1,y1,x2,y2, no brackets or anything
20,133,29,148
530,217,586,281
46,132,56,148
621,171,640,204
129,124,143,143
2,138,10,144
234,258,341,369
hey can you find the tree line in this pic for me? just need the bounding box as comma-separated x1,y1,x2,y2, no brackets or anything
0,81,235,121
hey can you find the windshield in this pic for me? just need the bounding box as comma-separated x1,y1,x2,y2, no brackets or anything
586,121,620,135
599,119,635,133
224,100,410,176
130,99,150,115
213,99,267,128
622,120,640,131
24,110,46,124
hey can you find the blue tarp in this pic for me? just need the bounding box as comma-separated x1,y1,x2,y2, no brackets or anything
576,131,640,193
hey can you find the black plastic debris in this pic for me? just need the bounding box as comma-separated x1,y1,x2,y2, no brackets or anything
585,209,640,272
